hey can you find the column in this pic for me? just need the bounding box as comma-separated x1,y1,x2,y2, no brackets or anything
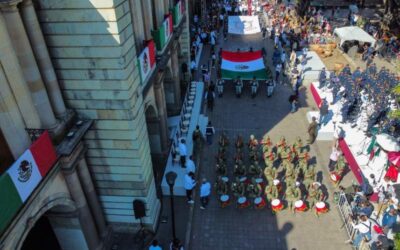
0,1,58,129
20,0,67,118
0,64,31,157
171,42,182,110
141,0,154,39
63,167,102,250
130,0,145,49
77,157,108,238
154,74,169,154
0,11,41,129
152,0,165,27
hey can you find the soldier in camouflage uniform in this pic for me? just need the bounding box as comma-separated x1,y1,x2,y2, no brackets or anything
280,146,293,169
264,164,277,186
303,164,316,191
276,136,286,157
263,146,276,168
308,182,323,215
233,163,247,177
248,161,262,177
292,136,303,156
231,180,246,197
297,148,310,174
215,176,229,195
264,181,279,202
284,163,296,188
285,183,297,213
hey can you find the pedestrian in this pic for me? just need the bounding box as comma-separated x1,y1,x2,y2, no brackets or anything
275,63,282,82
170,238,184,250
288,94,298,113
205,121,215,145
382,207,397,234
281,50,287,73
319,99,329,126
186,155,196,174
328,146,341,171
200,178,211,209
184,172,196,204
178,139,187,167
211,51,216,68
204,88,215,111
192,125,204,156
217,78,224,97
347,213,372,248
307,117,318,144
149,240,162,250
190,59,196,77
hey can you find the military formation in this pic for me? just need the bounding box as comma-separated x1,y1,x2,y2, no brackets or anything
214,133,327,215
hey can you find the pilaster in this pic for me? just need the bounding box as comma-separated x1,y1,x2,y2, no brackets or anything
154,72,170,154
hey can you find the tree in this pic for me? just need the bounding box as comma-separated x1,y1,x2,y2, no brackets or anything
389,84,400,119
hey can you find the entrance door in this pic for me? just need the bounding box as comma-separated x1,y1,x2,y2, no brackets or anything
21,216,61,250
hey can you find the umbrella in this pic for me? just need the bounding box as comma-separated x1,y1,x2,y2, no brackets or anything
376,134,400,152
388,151,400,167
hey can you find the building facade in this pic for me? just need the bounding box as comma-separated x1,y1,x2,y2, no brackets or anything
0,0,190,249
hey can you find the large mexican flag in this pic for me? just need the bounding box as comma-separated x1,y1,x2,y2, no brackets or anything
221,50,268,80
137,40,156,84
152,14,173,51
172,0,185,26
0,131,57,234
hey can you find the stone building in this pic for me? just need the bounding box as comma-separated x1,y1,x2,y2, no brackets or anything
0,0,190,249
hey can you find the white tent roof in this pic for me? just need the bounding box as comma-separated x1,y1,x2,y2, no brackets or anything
334,26,376,47
228,16,261,35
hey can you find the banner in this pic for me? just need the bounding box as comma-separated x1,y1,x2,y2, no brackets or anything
228,16,261,35
221,50,268,79
172,0,185,26
248,0,252,15
152,14,173,51
138,40,156,84
0,131,57,234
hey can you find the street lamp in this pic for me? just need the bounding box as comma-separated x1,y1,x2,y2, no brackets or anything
166,171,177,240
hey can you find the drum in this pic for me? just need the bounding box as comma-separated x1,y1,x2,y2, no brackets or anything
221,176,229,183
220,195,230,208
271,199,283,212
254,197,266,209
239,176,247,182
330,173,341,183
255,178,264,184
294,200,307,212
315,201,328,213
237,196,250,208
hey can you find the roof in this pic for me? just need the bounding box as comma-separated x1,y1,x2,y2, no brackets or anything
333,26,376,47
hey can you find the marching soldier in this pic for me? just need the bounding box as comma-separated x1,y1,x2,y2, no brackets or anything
292,136,303,156
265,180,279,201
219,132,229,148
303,164,316,191
217,78,225,97
249,149,259,162
285,183,297,213
298,148,310,174
248,134,259,150
284,163,296,188
231,181,246,197
264,164,277,186
247,182,262,198
248,161,262,176
233,163,247,177
215,176,228,195
261,134,273,149
308,182,323,214
263,147,276,168
280,146,293,168
276,136,286,157
250,76,259,98
235,135,244,150
216,162,227,176
235,76,243,98
294,182,302,201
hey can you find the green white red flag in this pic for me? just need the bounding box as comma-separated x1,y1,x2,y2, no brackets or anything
138,40,156,84
221,50,268,80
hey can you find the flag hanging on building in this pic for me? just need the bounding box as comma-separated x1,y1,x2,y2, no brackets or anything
221,50,268,80
0,131,57,234
138,40,156,84
152,14,173,51
172,0,185,26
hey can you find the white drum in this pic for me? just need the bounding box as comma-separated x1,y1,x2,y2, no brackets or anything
238,197,247,204
255,178,263,184
221,176,229,182
271,199,281,207
294,200,304,208
316,202,326,209
220,195,229,202
239,176,247,182
254,197,262,204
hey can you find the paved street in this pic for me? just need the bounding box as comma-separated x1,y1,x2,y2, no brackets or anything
188,27,351,250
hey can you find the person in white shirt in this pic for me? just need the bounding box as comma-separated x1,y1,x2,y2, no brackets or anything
328,146,341,171
149,240,162,250
200,178,211,209
178,139,187,168
275,63,282,82
186,155,196,174
184,172,196,203
347,213,371,247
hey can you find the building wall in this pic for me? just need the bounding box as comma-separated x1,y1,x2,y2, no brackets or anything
35,0,160,229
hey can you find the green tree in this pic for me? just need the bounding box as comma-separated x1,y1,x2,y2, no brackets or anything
389,84,400,119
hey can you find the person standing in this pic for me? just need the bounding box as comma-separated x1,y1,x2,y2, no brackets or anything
178,139,187,167
192,125,204,156
319,99,329,126
348,213,372,248
200,178,211,209
205,121,215,145
307,117,318,144
211,50,217,68
217,78,224,97
204,88,216,111
186,155,196,174
382,207,397,234
149,240,162,250
275,63,282,83
328,146,341,171
184,172,196,204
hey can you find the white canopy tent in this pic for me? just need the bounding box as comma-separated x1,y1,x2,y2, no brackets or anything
228,16,261,35
334,26,376,47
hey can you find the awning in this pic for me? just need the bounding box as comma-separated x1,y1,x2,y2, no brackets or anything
333,26,376,47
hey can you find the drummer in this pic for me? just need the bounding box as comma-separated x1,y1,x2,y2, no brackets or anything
303,164,316,191
231,180,246,197
264,163,277,186
297,148,310,174
308,182,323,214
263,146,276,168
285,183,297,213
276,136,286,157
331,155,346,186
292,136,303,156
294,181,302,202
265,180,280,202
248,134,259,150
247,181,262,198
214,176,228,195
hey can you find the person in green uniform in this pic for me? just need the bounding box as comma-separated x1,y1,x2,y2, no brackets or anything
276,136,286,157
308,182,323,215
285,183,297,213
264,164,277,186
284,163,296,188
247,182,262,198
303,164,316,191
297,148,310,174
248,161,262,176
307,117,318,144
231,180,245,197
292,136,303,156
214,176,228,195
263,147,276,168
234,163,247,177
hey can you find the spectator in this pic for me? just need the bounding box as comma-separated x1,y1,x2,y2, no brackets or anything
200,178,211,209
289,94,298,113
184,172,196,204
307,117,318,144
192,125,204,156
319,99,329,126
170,238,184,250
381,208,397,234
204,88,216,111
328,146,341,171
347,213,372,248
275,63,282,82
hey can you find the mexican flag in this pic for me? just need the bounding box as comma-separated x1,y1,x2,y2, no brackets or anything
137,40,156,84
221,50,268,80
172,0,185,26
0,131,57,234
152,14,173,51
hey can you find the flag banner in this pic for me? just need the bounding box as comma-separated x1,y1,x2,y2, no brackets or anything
228,16,261,35
221,50,268,79
152,14,173,51
0,131,57,234
172,0,185,26
0,174,23,234
138,40,156,84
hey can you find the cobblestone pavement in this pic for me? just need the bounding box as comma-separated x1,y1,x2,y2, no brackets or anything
188,29,351,250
